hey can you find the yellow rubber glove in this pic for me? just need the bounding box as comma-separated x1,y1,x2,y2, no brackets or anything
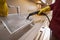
38,6,51,15
0,0,8,17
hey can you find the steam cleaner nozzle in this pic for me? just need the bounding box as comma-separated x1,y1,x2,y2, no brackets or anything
26,11,39,19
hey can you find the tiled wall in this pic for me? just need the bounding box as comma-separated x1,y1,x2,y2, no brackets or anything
7,0,38,14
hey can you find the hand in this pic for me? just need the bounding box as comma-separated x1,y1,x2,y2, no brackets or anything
38,6,51,15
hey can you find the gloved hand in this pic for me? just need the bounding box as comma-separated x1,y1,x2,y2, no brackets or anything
0,0,8,17
38,6,51,15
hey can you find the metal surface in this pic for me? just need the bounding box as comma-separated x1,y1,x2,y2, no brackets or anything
0,14,32,34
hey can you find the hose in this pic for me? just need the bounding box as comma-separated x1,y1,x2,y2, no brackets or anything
40,13,50,23
26,11,50,23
